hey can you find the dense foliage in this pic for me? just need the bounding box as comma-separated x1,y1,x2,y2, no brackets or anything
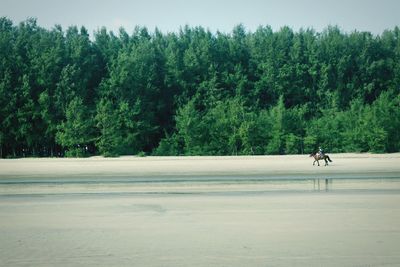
1,18,399,157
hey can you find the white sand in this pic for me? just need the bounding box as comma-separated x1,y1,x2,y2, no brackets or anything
1,153,400,180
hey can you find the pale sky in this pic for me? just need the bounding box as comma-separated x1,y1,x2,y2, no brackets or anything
1,0,399,35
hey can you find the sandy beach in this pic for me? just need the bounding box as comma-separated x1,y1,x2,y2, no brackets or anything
1,154,400,266
1,153,400,180
1,190,400,267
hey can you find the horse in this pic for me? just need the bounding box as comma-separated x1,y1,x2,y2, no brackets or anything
309,152,333,166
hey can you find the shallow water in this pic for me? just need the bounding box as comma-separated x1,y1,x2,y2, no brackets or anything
1,177,400,267
1,177,400,196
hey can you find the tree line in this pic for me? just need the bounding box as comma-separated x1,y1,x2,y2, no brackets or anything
0,17,399,157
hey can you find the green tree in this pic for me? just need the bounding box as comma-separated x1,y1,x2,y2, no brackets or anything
1,19,400,157
174,99,204,155
56,97,94,157
266,96,285,154
95,98,122,157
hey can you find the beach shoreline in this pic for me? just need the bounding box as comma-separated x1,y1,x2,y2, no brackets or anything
1,153,400,266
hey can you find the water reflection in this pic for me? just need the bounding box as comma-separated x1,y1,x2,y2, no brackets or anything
0,177,400,196
313,178,333,191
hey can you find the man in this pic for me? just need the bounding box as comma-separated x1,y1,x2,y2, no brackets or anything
318,146,324,157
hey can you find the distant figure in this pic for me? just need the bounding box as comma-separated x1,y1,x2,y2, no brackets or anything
309,150,332,166
318,146,324,157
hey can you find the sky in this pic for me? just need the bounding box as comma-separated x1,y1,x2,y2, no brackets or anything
1,0,399,36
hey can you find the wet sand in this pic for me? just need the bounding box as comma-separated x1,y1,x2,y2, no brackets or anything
1,188,400,267
1,154,400,266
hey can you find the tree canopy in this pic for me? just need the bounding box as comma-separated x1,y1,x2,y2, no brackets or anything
1,18,399,157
